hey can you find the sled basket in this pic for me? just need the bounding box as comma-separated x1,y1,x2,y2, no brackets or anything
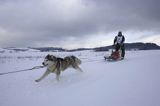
104,50,121,61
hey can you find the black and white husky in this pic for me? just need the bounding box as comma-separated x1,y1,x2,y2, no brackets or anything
35,54,83,82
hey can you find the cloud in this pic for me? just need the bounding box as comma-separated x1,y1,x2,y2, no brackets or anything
0,0,160,48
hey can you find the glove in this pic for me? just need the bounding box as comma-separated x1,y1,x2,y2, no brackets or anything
113,44,116,49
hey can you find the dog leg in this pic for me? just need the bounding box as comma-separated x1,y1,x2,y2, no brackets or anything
78,67,83,72
56,74,60,81
75,66,83,72
56,70,61,81
35,69,51,82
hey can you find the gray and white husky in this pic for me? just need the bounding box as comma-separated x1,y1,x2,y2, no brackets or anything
35,54,83,82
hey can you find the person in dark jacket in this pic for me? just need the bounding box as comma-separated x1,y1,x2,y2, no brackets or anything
113,31,125,59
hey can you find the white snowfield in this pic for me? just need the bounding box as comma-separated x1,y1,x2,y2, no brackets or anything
0,50,160,106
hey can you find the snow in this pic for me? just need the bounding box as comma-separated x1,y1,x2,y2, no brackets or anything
0,50,160,106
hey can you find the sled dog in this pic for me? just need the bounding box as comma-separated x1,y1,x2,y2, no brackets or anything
35,54,83,82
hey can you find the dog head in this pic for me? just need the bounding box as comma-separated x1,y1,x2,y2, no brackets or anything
75,56,82,65
42,54,57,67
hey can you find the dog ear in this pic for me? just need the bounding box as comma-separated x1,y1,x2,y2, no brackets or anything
46,54,51,59
51,55,57,61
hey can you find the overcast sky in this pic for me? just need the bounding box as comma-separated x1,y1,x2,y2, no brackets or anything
0,0,160,49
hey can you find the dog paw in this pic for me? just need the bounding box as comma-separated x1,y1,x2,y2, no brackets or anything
35,80,40,82
79,70,83,72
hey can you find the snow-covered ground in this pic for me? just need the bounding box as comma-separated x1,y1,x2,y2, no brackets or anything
0,50,160,106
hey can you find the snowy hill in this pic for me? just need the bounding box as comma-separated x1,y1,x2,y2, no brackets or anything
0,48,5,53
0,50,160,106
0,42,159,53
94,42,160,51
0,47,40,53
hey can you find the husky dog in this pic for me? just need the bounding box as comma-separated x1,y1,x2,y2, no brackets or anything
35,54,83,82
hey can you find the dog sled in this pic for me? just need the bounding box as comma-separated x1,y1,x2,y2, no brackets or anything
104,49,123,61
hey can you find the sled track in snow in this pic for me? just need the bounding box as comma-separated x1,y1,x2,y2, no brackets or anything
82,58,104,63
